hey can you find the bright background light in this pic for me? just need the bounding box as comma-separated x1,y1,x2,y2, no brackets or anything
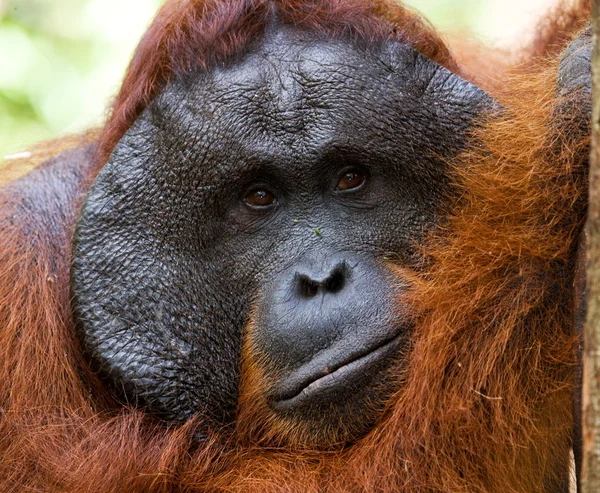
406,0,559,47
0,0,558,156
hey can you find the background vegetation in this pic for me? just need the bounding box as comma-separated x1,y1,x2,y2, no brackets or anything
0,0,555,156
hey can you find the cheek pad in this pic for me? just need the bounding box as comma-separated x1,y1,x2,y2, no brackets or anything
71,26,497,426
72,115,246,424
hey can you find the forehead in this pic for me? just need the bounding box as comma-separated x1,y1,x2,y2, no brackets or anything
147,25,486,172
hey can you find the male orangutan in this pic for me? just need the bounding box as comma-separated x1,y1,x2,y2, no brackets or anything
0,0,592,491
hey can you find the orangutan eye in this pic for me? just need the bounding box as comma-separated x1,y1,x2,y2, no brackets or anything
336,169,366,191
244,188,276,208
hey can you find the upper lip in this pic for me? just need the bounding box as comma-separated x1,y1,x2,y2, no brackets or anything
271,333,401,406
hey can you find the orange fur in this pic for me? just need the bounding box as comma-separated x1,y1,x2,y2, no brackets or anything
447,0,591,95
93,0,457,171
0,1,590,491
0,130,99,185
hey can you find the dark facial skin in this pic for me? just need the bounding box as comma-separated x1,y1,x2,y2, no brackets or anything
72,23,493,443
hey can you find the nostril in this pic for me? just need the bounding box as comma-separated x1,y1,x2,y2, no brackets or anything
296,264,347,298
324,268,345,294
299,276,320,298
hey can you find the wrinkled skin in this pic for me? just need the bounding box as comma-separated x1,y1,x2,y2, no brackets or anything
75,20,590,446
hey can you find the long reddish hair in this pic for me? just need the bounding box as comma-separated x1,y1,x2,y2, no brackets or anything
0,0,591,491
94,0,458,169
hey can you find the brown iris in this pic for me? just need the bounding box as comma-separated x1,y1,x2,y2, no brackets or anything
245,189,276,207
337,170,365,191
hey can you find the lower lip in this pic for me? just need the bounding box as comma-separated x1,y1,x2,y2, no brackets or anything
271,336,401,410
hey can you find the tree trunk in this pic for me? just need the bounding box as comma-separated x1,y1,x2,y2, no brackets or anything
581,1,600,491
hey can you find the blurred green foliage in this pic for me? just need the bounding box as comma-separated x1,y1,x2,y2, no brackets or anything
0,0,542,156
0,0,161,156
